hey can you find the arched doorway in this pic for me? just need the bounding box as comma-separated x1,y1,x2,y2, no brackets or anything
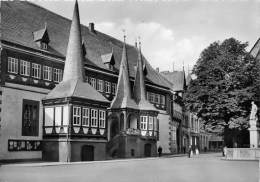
110,120,119,139
127,114,137,129
144,143,152,157
81,145,94,161
120,113,124,131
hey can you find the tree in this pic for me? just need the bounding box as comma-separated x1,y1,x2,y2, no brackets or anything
184,38,260,147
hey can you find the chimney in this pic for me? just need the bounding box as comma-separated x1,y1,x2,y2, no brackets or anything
156,67,159,72
135,41,138,48
89,22,95,33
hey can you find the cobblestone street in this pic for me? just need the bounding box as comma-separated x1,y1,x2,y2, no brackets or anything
0,153,258,182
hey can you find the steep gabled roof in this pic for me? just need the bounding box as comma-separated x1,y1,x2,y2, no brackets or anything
101,52,115,65
1,1,172,90
161,71,186,92
44,0,108,104
33,26,50,43
110,42,138,110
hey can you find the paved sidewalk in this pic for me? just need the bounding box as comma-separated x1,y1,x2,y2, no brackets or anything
0,153,257,182
1,153,188,167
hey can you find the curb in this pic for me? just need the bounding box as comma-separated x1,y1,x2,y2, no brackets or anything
1,154,187,167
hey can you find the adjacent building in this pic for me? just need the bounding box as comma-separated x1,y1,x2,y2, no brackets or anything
0,1,176,161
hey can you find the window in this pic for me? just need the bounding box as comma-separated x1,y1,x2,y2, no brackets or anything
22,99,39,136
32,63,41,79
82,108,89,126
161,95,166,105
105,81,111,93
53,68,63,82
154,117,157,131
148,92,155,103
111,83,117,95
91,109,98,127
73,106,81,125
154,94,160,104
41,42,48,50
8,57,18,74
97,79,104,92
148,116,154,130
20,60,30,76
99,110,106,128
90,77,96,89
43,66,52,81
140,116,148,130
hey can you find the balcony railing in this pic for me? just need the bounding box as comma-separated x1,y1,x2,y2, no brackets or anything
125,128,141,136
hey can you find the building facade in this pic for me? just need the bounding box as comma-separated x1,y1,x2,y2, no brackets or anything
0,1,176,161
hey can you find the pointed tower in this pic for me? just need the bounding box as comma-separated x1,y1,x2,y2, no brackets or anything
107,39,158,159
133,42,157,111
110,40,138,110
42,1,110,162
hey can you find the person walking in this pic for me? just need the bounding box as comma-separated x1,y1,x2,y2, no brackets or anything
158,146,162,157
188,145,192,158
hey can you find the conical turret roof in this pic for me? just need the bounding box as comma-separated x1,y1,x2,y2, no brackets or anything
44,0,108,103
133,44,157,111
110,41,138,109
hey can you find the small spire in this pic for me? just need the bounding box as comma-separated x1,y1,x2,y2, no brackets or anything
44,22,47,30
133,41,156,111
138,36,141,50
110,38,138,109
62,0,84,82
122,29,126,43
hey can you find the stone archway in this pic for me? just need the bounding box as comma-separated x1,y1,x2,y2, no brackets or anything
127,113,138,129
110,119,119,140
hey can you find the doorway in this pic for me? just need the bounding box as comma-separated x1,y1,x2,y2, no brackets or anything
81,145,94,161
144,143,152,157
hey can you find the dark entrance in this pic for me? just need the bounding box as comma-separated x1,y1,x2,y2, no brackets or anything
144,143,152,157
81,145,94,161
111,120,119,139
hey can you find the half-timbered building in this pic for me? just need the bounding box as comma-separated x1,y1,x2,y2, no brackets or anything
0,0,178,162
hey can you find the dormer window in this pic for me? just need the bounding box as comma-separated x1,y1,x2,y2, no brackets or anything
41,42,48,50
33,24,50,51
101,52,115,71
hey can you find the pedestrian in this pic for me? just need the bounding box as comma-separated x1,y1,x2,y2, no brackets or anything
223,146,227,157
158,146,162,157
188,145,192,158
195,147,199,155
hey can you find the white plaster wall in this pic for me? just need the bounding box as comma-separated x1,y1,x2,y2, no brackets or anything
157,110,171,153
0,86,46,160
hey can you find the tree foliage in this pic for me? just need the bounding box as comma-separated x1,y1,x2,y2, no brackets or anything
184,38,260,142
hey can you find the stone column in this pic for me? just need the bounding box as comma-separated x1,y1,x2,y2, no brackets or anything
249,127,259,148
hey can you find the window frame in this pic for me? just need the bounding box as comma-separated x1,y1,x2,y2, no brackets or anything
105,81,111,93
7,57,19,74
97,79,104,92
82,107,90,127
22,99,39,136
53,68,63,83
73,106,81,126
91,109,98,127
140,116,148,130
43,66,52,81
90,77,97,89
20,60,30,76
111,83,117,95
148,116,154,130
99,110,106,128
32,63,41,79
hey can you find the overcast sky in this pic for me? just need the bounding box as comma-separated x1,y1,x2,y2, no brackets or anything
35,0,260,72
